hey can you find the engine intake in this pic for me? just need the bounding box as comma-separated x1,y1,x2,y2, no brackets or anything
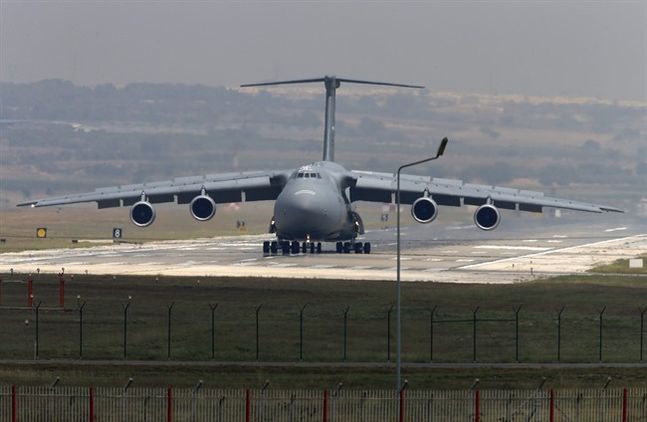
190,194,216,221
411,197,438,224
474,204,500,230
130,201,156,227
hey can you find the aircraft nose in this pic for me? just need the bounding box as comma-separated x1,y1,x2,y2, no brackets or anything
274,188,339,238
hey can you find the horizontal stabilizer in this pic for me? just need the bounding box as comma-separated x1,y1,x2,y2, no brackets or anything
241,76,424,89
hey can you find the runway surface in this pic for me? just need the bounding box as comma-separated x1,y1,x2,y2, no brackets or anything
1,214,645,283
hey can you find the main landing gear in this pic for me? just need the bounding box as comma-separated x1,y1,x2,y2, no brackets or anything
263,240,322,255
335,241,371,254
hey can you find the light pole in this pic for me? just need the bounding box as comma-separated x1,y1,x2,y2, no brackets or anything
396,137,447,390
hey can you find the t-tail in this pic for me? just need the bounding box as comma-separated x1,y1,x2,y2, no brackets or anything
241,76,424,162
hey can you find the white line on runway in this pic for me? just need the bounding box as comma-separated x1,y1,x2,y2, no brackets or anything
522,240,538,243
458,234,646,270
240,258,258,262
547,240,563,243
605,227,627,232
312,264,335,269
351,266,373,270
475,245,551,251
456,259,475,262
552,235,568,238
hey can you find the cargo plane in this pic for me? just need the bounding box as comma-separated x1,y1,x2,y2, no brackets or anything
18,76,623,255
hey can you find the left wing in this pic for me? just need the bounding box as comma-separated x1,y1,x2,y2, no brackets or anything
17,170,291,209
349,170,623,213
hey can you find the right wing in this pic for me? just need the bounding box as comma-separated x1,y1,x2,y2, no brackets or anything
349,170,623,214
17,170,292,209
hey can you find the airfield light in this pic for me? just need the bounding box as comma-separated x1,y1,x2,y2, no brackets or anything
395,137,448,390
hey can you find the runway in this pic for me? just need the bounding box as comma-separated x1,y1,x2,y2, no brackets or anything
1,214,645,283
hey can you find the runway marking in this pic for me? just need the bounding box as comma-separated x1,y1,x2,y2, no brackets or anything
446,225,474,230
206,247,225,251
351,266,373,270
312,264,335,269
552,235,568,238
456,259,475,263
547,240,563,243
475,245,551,251
444,250,458,253
522,239,538,243
391,257,412,261
458,234,645,270
273,263,297,268
240,258,258,262
237,247,257,251
426,258,443,262
605,227,627,232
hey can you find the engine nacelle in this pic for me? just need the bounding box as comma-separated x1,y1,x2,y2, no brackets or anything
190,194,216,221
130,201,156,227
474,204,500,231
411,197,439,224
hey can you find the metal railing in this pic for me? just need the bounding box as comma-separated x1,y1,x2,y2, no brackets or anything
1,385,646,421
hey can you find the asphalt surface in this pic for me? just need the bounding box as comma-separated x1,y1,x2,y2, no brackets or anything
1,213,645,283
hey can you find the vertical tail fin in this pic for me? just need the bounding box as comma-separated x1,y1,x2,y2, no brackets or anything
241,76,424,162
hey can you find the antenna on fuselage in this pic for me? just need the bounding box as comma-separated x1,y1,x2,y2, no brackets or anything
241,76,424,162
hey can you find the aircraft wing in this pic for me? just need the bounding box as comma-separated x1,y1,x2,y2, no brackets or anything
17,170,291,209
349,170,623,213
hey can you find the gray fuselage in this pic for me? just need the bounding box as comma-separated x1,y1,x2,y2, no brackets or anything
273,161,357,242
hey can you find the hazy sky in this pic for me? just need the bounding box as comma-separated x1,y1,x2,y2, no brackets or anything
1,1,645,100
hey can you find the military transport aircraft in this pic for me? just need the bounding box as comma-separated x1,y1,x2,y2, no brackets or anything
18,76,622,255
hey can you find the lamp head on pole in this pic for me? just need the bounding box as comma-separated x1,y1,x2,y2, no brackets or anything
436,137,448,157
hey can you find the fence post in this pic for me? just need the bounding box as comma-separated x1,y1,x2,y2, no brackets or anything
209,304,218,359
299,304,308,361
255,305,262,361
622,388,628,422
472,307,480,362
387,305,394,362
343,306,350,361
167,386,173,422
599,306,606,362
399,387,405,422
514,306,522,362
323,389,329,422
557,307,565,362
79,301,86,359
27,276,33,308
59,273,65,309
167,303,174,360
122,298,131,359
429,306,437,362
549,389,554,422
474,389,480,422
89,387,95,422
245,389,251,422
11,384,16,422
640,308,646,361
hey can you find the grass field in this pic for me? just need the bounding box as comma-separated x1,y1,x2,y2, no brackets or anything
0,272,645,389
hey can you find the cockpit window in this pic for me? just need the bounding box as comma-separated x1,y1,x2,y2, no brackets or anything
305,173,310,178
297,173,304,178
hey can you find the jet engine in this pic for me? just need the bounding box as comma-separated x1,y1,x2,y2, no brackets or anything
474,204,500,231
130,201,156,227
189,194,216,221
411,197,438,223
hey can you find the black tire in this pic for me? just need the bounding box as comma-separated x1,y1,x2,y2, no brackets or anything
336,242,343,253
302,242,307,253
281,241,289,255
310,243,315,254
316,243,322,253
363,242,371,254
343,242,351,254
291,241,300,254
354,242,363,254
263,241,270,254
270,241,278,254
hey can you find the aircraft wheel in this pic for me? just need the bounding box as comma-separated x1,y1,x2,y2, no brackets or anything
263,241,270,254
281,241,290,255
302,242,308,253
310,243,315,254
336,242,343,253
291,241,300,255
363,242,371,254
316,243,322,253
270,241,278,254
354,242,363,254
343,242,351,254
